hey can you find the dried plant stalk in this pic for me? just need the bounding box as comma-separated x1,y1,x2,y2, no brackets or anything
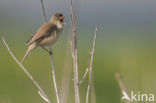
40,0,60,103
86,26,98,103
69,0,80,103
2,37,51,103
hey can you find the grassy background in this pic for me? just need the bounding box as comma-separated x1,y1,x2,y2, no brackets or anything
0,0,156,103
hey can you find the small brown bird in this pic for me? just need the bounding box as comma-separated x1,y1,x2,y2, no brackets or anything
21,12,65,63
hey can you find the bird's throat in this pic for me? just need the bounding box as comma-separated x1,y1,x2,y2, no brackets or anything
57,22,63,29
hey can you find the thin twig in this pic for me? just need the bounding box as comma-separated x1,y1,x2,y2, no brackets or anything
79,68,88,84
90,78,96,103
40,0,47,23
2,37,51,103
86,26,98,103
69,0,80,103
39,0,60,102
115,73,132,103
49,47,60,103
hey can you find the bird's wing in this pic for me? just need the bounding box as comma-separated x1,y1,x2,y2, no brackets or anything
26,22,56,45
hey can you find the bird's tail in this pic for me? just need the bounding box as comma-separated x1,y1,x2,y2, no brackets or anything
21,43,37,63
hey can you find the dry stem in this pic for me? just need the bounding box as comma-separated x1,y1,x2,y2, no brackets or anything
49,46,60,103
86,26,98,103
2,37,51,103
40,0,47,23
79,68,88,84
69,0,80,103
40,0,60,103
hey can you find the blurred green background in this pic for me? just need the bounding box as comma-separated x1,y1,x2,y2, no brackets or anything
0,0,156,103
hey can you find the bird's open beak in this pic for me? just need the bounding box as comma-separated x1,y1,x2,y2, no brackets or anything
60,17,65,24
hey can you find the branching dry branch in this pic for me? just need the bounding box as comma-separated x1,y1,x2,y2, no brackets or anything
39,0,60,103
86,26,98,103
2,37,51,103
115,73,132,103
69,0,80,103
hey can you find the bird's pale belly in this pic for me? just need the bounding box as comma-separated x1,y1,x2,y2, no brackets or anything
40,32,60,46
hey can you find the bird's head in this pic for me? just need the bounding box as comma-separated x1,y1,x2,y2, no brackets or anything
50,12,65,27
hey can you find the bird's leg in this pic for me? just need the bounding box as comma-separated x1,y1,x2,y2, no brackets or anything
40,46,50,54
49,46,53,55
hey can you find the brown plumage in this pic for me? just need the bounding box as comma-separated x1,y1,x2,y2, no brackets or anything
21,12,64,63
